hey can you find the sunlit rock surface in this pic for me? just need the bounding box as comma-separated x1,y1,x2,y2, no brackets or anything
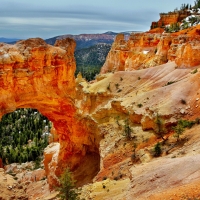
101,25,200,73
0,38,100,188
2,25,200,199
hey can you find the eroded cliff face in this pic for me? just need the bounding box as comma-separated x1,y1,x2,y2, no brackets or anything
77,58,200,200
151,10,191,29
100,33,162,72
76,26,200,199
101,25,200,73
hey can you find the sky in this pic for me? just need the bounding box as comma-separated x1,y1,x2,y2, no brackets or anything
0,0,194,39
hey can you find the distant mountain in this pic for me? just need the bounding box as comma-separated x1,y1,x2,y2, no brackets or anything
45,33,115,50
45,31,135,50
103,31,118,35
0,37,20,43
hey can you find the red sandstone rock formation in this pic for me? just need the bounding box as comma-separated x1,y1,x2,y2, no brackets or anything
100,32,163,73
151,10,191,29
101,25,200,74
0,38,100,188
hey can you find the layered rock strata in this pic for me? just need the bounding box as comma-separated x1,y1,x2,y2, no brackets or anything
151,10,191,29
101,25,200,73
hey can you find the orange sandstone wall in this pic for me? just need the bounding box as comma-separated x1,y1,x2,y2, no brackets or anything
101,33,164,73
101,26,200,74
0,38,100,187
151,11,191,29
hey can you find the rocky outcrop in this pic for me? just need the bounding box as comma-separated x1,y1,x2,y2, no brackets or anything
77,58,200,199
175,36,200,67
43,142,60,189
151,10,191,29
75,26,200,199
0,168,28,200
101,25,200,73
100,33,162,73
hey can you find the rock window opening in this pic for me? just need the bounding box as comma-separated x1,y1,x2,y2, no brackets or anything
0,108,52,165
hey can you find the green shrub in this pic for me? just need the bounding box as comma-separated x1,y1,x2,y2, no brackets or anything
178,119,195,129
173,119,197,142
165,23,180,33
123,119,132,140
34,157,41,170
173,123,184,142
153,142,162,157
191,68,198,74
137,103,143,108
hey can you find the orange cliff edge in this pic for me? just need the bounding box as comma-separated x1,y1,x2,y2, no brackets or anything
101,24,200,73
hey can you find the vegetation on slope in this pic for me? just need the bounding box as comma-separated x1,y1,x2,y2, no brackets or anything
56,167,80,200
0,108,51,165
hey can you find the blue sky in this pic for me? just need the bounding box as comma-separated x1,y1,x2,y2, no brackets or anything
0,0,193,39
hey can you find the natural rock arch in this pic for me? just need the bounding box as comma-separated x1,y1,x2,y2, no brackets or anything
0,38,100,186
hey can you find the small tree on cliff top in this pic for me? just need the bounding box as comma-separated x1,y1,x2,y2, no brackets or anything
56,167,79,200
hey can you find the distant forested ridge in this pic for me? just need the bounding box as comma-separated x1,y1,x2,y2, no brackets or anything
75,43,111,81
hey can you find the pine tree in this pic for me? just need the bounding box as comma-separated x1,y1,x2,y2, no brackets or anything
56,168,79,200
173,121,185,142
155,113,166,141
153,142,162,157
